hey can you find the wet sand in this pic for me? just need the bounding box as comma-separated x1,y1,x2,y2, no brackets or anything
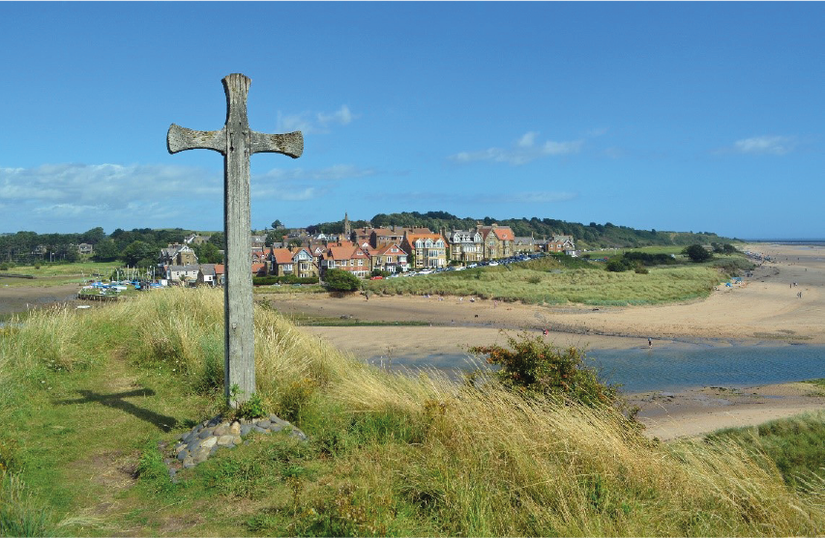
266,243,825,440
268,242,824,348
4,243,823,440
0,282,81,316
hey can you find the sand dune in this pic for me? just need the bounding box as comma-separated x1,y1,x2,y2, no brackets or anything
269,243,825,440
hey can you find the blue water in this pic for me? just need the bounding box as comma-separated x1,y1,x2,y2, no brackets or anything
587,345,825,393
367,344,825,394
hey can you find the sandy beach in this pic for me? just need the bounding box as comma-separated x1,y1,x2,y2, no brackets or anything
2,243,822,440
266,243,825,440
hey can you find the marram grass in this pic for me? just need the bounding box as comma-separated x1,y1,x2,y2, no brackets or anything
366,265,724,305
1,287,823,536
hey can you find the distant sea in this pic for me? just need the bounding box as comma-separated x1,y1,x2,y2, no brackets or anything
744,239,825,246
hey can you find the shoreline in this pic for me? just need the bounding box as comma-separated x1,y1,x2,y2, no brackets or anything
270,242,825,440
4,242,823,440
627,382,825,441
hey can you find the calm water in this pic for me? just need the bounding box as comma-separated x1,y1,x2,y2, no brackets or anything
367,343,825,394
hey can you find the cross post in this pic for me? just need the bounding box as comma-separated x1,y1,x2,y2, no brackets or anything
167,73,303,407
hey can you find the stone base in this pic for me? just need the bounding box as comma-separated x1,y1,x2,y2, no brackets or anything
161,414,307,480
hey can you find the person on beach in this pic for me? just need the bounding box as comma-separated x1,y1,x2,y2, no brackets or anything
648,337,652,348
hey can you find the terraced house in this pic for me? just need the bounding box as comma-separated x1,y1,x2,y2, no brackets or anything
369,226,431,248
446,229,484,264
371,242,409,273
401,232,447,269
269,247,319,279
321,242,371,278
477,224,515,260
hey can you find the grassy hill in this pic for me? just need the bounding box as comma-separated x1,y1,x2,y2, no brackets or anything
1,288,823,536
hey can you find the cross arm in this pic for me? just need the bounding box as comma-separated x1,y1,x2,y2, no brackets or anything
167,124,227,155
250,130,304,158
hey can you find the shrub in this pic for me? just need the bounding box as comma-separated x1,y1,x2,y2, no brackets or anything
469,331,619,407
324,269,361,292
684,244,712,262
606,259,629,272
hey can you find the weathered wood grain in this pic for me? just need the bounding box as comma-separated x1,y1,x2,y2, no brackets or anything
167,73,303,407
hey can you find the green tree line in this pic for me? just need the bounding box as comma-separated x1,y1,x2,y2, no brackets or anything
0,227,225,268
309,211,735,249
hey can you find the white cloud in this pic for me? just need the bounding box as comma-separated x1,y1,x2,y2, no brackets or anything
518,131,539,148
33,203,106,217
0,161,374,232
260,164,375,182
278,105,357,135
732,135,795,155
278,188,319,201
449,132,583,166
317,105,353,126
0,163,216,208
543,140,584,156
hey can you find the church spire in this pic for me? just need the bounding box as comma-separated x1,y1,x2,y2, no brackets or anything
343,211,351,240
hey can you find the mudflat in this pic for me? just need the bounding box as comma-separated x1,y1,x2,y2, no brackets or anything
0,282,81,315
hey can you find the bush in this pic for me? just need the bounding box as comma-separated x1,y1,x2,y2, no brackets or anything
470,331,619,407
683,244,712,262
622,252,678,266
606,259,629,272
324,269,361,292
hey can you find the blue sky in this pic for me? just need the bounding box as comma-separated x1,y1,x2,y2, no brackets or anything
1,2,822,240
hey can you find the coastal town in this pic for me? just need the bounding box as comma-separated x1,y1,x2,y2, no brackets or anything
159,214,576,286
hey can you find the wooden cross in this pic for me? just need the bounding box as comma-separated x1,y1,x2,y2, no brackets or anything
167,73,303,407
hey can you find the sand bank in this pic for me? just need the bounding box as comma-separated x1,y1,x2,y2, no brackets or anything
627,382,825,441
268,243,824,440
3,244,822,440
271,243,824,350
0,282,81,316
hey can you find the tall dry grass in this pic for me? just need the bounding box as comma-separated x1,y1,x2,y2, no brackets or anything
3,287,823,535
329,367,824,536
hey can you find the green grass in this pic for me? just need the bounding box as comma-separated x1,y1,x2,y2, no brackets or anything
802,379,825,394
0,262,120,288
254,284,329,295
705,410,825,490
1,288,823,536
366,264,723,306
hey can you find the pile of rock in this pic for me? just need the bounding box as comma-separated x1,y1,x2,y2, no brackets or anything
163,414,307,480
